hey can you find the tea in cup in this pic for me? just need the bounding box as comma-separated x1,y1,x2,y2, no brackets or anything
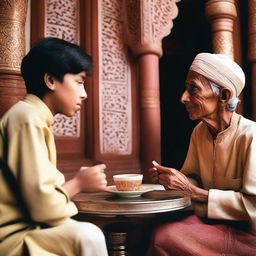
113,174,143,191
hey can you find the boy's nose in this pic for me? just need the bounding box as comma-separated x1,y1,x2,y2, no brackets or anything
80,86,87,100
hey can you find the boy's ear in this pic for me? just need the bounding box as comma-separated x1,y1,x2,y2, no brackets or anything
44,73,55,90
219,88,232,103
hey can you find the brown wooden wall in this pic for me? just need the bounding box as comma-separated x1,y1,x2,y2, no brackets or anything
29,0,142,183
0,0,255,183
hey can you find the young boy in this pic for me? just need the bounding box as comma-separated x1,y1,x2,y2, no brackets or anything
0,37,108,256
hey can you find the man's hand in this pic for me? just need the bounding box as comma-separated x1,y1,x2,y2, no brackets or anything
148,166,159,184
156,165,191,191
148,162,208,202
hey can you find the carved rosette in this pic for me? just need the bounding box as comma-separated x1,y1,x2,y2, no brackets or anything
99,0,132,154
44,0,80,137
248,0,256,62
0,0,27,73
123,0,180,57
205,0,237,59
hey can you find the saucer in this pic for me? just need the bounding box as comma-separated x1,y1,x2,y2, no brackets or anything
105,185,154,198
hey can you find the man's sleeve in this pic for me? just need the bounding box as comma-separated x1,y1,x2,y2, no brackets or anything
180,128,200,181
208,137,256,232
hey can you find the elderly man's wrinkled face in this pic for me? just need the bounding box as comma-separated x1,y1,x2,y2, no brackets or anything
180,71,219,121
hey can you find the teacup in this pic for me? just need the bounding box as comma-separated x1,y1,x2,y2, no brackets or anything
113,174,143,191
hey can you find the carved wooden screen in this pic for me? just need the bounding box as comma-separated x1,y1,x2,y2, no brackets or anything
30,0,140,180
30,0,94,175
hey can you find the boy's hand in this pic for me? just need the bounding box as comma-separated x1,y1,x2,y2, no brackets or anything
77,164,107,192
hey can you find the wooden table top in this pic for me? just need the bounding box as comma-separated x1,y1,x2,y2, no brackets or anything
72,185,191,216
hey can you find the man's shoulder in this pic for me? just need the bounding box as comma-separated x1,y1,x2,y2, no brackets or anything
192,121,205,133
238,115,256,134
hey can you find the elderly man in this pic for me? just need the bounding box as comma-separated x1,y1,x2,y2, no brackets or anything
147,53,256,255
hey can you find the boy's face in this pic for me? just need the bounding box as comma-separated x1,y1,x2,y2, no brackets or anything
52,71,87,116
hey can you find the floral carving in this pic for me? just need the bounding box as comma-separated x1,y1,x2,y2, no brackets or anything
45,0,79,136
45,0,78,43
101,16,127,82
101,111,130,153
0,0,27,20
99,0,132,154
0,0,27,72
53,113,80,136
123,0,180,57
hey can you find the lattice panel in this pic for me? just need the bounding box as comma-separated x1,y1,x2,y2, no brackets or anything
45,0,78,43
53,112,80,136
102,16,127,82
99,0,132,154
102,111,130,153
102,83,129,112
45,0,80,137
102,0,121,20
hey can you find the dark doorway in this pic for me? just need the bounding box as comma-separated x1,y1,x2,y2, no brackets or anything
160,0,212,169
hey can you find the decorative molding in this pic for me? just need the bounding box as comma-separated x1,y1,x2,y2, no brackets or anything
248,0,256,61
0,0,27,72
123,0,180,57
99,0,132,154
212,31,234,57
205,0,237,59
248,0,256,120
141,89,160,109
44,0,80,137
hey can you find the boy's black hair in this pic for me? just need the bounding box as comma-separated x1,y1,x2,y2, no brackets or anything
21,37,92,97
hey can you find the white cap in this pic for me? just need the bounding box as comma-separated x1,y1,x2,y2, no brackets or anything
189,53,245,98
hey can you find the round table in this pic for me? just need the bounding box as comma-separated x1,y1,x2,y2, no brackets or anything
73,185,191,216
72,185,191,256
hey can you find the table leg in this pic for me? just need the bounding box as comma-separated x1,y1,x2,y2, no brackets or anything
104,221,134,256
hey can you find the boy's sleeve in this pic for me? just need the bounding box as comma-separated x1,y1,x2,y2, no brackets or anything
8,123,78,226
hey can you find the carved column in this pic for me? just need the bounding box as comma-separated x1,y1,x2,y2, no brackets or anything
123,0,180,180
205,0,246,114
248,0,256,120
0,0,27,117
205,0,237,59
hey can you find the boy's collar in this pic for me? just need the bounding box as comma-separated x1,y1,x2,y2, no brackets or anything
23,94,54,126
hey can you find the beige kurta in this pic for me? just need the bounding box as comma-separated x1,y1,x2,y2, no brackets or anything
181,112,256,233
0,94,78,255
